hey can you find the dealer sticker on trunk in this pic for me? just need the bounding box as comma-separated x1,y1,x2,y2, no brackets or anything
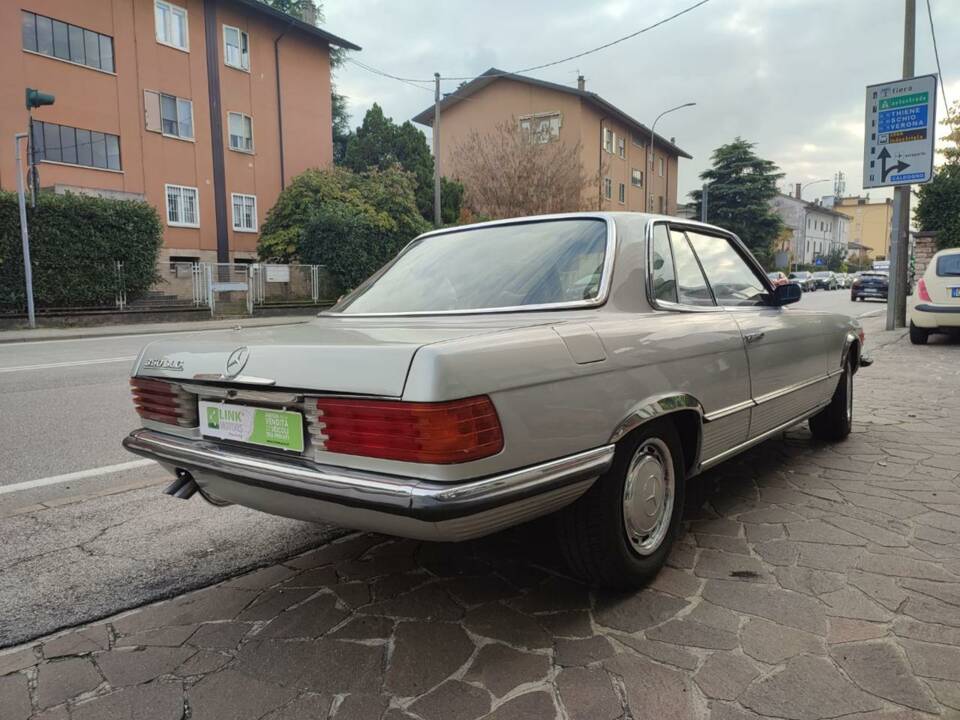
199,401,304,453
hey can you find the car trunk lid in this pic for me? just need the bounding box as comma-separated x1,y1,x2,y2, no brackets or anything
135,315,557,397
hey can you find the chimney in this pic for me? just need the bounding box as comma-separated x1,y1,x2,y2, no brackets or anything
302,1,318,26
795,183,802,199
577,75,585,91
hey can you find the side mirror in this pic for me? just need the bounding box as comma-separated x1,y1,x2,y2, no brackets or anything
771,282,802,306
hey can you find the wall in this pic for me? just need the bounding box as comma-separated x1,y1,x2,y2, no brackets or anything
835,197,893,260
913,232,938,278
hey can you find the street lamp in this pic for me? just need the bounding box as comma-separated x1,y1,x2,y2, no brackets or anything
648,102,695,213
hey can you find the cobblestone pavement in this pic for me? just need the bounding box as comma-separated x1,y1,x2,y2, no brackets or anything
1,332,958,720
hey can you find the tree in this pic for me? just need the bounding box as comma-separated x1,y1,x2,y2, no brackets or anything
822,246,847,273
916,100,960,250
257,166,431,290
343,104,461,223
450,121,600,219
690,138,784,267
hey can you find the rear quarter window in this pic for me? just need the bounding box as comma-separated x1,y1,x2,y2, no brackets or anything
936,254,960,277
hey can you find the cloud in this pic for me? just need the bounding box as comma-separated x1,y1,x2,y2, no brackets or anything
325,0,960,201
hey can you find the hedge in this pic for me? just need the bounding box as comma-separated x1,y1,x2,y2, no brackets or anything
0,191,163,311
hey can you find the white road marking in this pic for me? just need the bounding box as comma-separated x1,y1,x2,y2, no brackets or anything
0,459,157,495
0,357,137,373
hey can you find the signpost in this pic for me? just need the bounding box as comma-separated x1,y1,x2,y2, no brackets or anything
862,72,937,330
863,75,937,189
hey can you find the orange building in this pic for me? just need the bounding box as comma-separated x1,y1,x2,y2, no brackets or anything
0,0,358,265
413,69,691,215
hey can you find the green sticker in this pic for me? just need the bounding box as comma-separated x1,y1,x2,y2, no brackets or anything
206,406,220,429
250,409,304,451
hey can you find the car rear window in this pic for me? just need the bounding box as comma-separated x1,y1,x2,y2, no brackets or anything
936,254,960,277
336,218,608,313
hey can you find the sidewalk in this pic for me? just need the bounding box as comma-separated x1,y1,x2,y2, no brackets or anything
0,315,315,344
1,331,958,720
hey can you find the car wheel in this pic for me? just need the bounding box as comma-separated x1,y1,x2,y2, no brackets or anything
809,359,853,442
556,419,685,589
909,321,929,345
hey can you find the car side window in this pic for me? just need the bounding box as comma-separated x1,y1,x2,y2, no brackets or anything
669,230,715,306
651,224,678,303
686,231,768,307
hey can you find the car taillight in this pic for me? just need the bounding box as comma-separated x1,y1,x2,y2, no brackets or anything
309,396,503,464
130,378,198,427
917,278,932,302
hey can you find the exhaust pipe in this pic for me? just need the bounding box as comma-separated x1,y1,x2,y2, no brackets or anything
163,470,198,500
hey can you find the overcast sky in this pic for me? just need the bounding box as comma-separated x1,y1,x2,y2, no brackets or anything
325,0,959,204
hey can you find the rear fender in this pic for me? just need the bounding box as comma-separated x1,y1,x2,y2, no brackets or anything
609,393,704,475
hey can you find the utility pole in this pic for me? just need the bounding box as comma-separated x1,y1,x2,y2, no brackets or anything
14,133,36,329
433,72,441,227
700,183,709,222
886,0,915,331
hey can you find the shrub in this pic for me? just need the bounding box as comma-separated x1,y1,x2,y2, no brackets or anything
0,192,162,311
258,165,430,290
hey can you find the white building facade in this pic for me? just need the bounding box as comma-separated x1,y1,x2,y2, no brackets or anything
770,193,850,267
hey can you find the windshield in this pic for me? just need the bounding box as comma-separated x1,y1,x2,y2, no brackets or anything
336,219,608,314
936,254,960,277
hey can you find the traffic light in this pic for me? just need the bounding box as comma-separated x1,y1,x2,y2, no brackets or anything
25,88,55,110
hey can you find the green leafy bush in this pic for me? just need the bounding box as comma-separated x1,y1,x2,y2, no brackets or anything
258,166,430,290
0,192,162,311
916,163,960,251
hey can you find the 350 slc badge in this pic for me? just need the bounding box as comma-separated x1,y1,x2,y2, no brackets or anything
143,358,184,371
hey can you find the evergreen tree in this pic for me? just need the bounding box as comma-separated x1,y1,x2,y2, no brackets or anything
690,138,784,267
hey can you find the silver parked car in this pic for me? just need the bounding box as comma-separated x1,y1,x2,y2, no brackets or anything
123,213,868,588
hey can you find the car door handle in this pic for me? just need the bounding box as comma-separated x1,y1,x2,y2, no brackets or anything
744,331,765,344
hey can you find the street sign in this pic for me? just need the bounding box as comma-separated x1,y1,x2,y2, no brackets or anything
863,74,937,188
815,257,824,266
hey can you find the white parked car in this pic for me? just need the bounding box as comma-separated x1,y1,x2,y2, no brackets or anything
910,248,960,344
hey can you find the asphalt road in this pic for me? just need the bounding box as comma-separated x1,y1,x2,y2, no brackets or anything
0,292,884,647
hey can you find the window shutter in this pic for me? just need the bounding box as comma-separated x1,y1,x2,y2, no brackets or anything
144,90,161,132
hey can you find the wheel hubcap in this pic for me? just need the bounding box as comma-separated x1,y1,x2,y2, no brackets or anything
622,438,674,556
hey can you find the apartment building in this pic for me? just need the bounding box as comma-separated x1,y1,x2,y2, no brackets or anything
770,189,850,266
833,196,894,260
0,0,358,265
412,69,691,215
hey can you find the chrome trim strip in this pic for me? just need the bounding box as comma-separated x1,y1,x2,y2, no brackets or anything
180,384,302,404
699,399,831,471
324,214,617,317
703,399,755,422
191,374,276,385
753,374,837,406
122,428,614,522
609,393,704,444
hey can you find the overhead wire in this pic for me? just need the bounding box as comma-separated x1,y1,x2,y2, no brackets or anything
924,0,952,118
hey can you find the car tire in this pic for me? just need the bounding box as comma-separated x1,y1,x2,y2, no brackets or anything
809,360,853,442
556,419,685,589
909,321,929,345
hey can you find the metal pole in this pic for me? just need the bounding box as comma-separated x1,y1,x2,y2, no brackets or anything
433,72,441,227
647,103,695,214
700,183,709,222
887,0,915,330
14,133,36,329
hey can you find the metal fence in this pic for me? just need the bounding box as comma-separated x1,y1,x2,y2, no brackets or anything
4,261,337,316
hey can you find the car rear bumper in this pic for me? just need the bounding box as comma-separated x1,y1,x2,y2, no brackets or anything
910,303,960,328
123,428,614,542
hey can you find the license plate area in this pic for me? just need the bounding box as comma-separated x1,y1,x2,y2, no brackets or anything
199,400,304,453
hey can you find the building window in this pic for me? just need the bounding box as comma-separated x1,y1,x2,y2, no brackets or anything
227,112,253,152
518,113,561,144
165,184,199,227
631,168,643,187
231,193,257,232
21,11,114,72
658,157,665,177
30,120,120,170
155,1,188,51
223,25,249,70
617,136,625,159
603,128,613,153
144,92,194,140
603,177,612,199
618,183,626,204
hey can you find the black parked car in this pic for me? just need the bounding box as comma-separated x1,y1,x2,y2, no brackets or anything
812,271,839,290
851,271,889,301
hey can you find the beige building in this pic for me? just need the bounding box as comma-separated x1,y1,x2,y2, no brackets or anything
833,196,894,260
1,0,358,265
412,69,691,215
